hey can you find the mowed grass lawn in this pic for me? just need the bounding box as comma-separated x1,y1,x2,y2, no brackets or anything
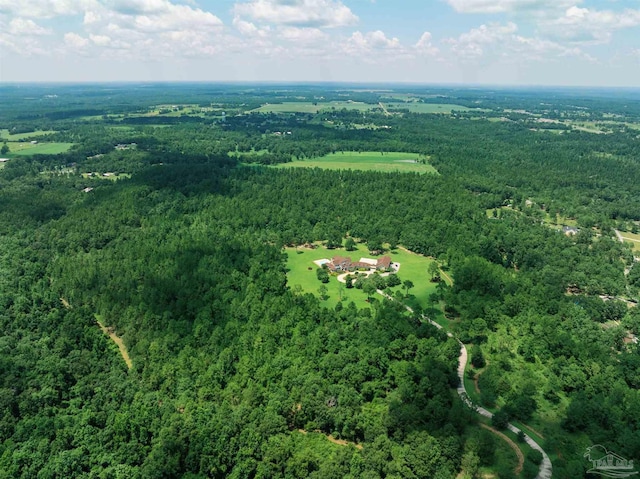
276,151,438,174
252,101,376,114
6,142,74,156
285,242,446,316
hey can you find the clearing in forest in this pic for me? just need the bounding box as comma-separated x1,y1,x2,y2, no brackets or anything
285,242,444,312
383,102,479,114
619,230,640,251
5,142,74,156
251,101,375,114
276,151,437,174
0,129,58,141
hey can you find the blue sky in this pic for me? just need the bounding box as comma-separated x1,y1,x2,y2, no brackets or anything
1,0,639,86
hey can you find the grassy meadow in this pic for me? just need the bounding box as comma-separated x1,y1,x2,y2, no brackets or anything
0,129,57,141
252,101,376,114
275,151,438,174
5,142,74,156
619,230,640,251
285,242,446,316
384,102,477,114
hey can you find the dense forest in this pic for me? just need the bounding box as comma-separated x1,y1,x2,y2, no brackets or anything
0,84,639,478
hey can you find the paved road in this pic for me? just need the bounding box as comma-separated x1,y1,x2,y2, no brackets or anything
373,289,553,478
456,341,553,479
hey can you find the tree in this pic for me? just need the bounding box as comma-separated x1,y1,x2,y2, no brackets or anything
317,284,329,300
362,280,377,302
428,261,441,282
492,410,510,430
345,275,354,289
345,237,356,251
316,268,329,283
386,274,401,288
470,345,485,368
1,143,8,155
403,280,414,298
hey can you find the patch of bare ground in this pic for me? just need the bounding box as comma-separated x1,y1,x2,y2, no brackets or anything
297,429,363,450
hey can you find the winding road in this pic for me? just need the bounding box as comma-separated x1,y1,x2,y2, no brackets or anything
370,287,553,478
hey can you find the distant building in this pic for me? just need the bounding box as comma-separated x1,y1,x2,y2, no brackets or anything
563,226,579,236
327,255,393,273
0,158,10,163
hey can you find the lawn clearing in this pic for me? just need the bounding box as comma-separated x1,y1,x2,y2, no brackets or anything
285,242,445,314
252,101,377,114
7,142,74,156
0,129,57,141
383,102,478,114
620,230,640,251
275,151,438,174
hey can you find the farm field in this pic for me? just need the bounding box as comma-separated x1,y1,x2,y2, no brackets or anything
6,142,74,156
384,102,478,114
275,151,437,174
0,129,57,141
285,242,443,313
252,101,376,114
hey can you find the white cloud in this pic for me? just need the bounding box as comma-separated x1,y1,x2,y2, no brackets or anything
446,0,577,14
349,30,399,50
233,0,358,28
278,27,326,44
445,22,588,61
132,4,222,33
542,6,640,43
233,17,270,37
64,31,90,48
89,33,111,45
415,32,438,56
0,0,97,19
8,17,52,35
447,22,518,57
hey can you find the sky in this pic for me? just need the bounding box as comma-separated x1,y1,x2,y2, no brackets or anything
1,0,639,86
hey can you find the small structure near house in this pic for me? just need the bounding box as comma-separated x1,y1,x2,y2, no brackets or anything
82,187,93,193
30,140,38,145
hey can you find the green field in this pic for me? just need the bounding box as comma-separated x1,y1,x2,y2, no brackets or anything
275,151,438,174
0,129,57,141
285,242,445,315
252,101,376,114
6,142,74,156
384,102,477,114
620,230,640,251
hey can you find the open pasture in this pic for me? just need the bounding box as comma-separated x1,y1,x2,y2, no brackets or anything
0,129,57,141
384,102,478,114
6,142,74,156
252,101,376,114
275,151,437,174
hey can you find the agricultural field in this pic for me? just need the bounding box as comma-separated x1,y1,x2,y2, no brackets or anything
285,242,445,314
384,102,478,114
252,101,377,114
4,142,74,156
275,151,437,174
0,129,57,141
